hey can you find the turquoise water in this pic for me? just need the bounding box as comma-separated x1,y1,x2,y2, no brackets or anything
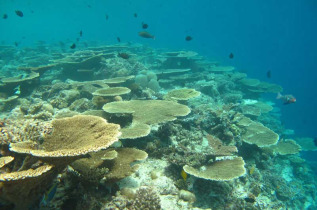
0,0,316,209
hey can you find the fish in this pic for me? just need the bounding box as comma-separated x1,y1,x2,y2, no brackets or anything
117,37,121,42
3,14,8,19
105,14,109,20
79,30,83,37
14,85,21,95
314,137,317,147
267,70,271,78
185,36,192,41
70,43,76,49
14,41,19,47
229,52,234,59
277,92,296,105
118,52,130,59
181,169,187,181
142,22,148,29
138,31,155,39
15,10,24,17
110,140,123,148
40,183,58,207
134,13,138,18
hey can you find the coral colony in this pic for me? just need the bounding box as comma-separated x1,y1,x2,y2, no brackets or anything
0,44,316,209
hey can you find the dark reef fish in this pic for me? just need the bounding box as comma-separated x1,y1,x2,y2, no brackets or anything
229,52,234,59
3,14,8,19
40,183,58,207
142,22,148,29
15,10,24,17
138,31,155,39
70,43,76,49
277,92,296,105
185,35,192,41
79,30,83,37
314,137,317,147
134,13,138,18
118,52,130,59
267,70,271,78
105,14,109,20
117,37,121,42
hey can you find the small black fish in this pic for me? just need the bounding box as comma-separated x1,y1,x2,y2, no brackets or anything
87,5,92,8
314,137,317,147
117,37,121,42
267,70,271,79
105,14,109,20
229,52,234,59
79,30,83,37
118,52,130,59
14,41,19,47
134,13,138,18
185,36,192,41
15,10,24,17
70,43,76,49
142,22,148,29
3,14,8,19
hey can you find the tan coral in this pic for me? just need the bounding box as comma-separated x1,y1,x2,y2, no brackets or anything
237,116,279,147
70,150,118,183
209,65,235,72
164,88,201,101
206,135,237,156
0,156,14,168
1,71,39,86
68,79,110,89
93,87,131,97
9,115,121,158
0,164,55,210
103,100,190,139
103,76,135,84
294,137,317,151
183,157,246,181
120,123,151,139
239,78,260,87
271,139,301,155
104,148,148,182
18,64,57,75
103,100,190,125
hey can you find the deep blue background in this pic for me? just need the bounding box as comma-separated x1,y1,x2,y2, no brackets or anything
1,0,316,138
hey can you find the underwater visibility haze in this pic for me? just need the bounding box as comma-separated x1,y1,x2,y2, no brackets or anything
0,0,316,209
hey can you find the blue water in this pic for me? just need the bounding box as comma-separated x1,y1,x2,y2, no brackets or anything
1,0,316,138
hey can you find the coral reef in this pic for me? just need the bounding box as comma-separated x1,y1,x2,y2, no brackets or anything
0,43,315,209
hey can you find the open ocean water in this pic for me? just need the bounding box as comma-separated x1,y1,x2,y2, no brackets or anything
0,0,316,209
